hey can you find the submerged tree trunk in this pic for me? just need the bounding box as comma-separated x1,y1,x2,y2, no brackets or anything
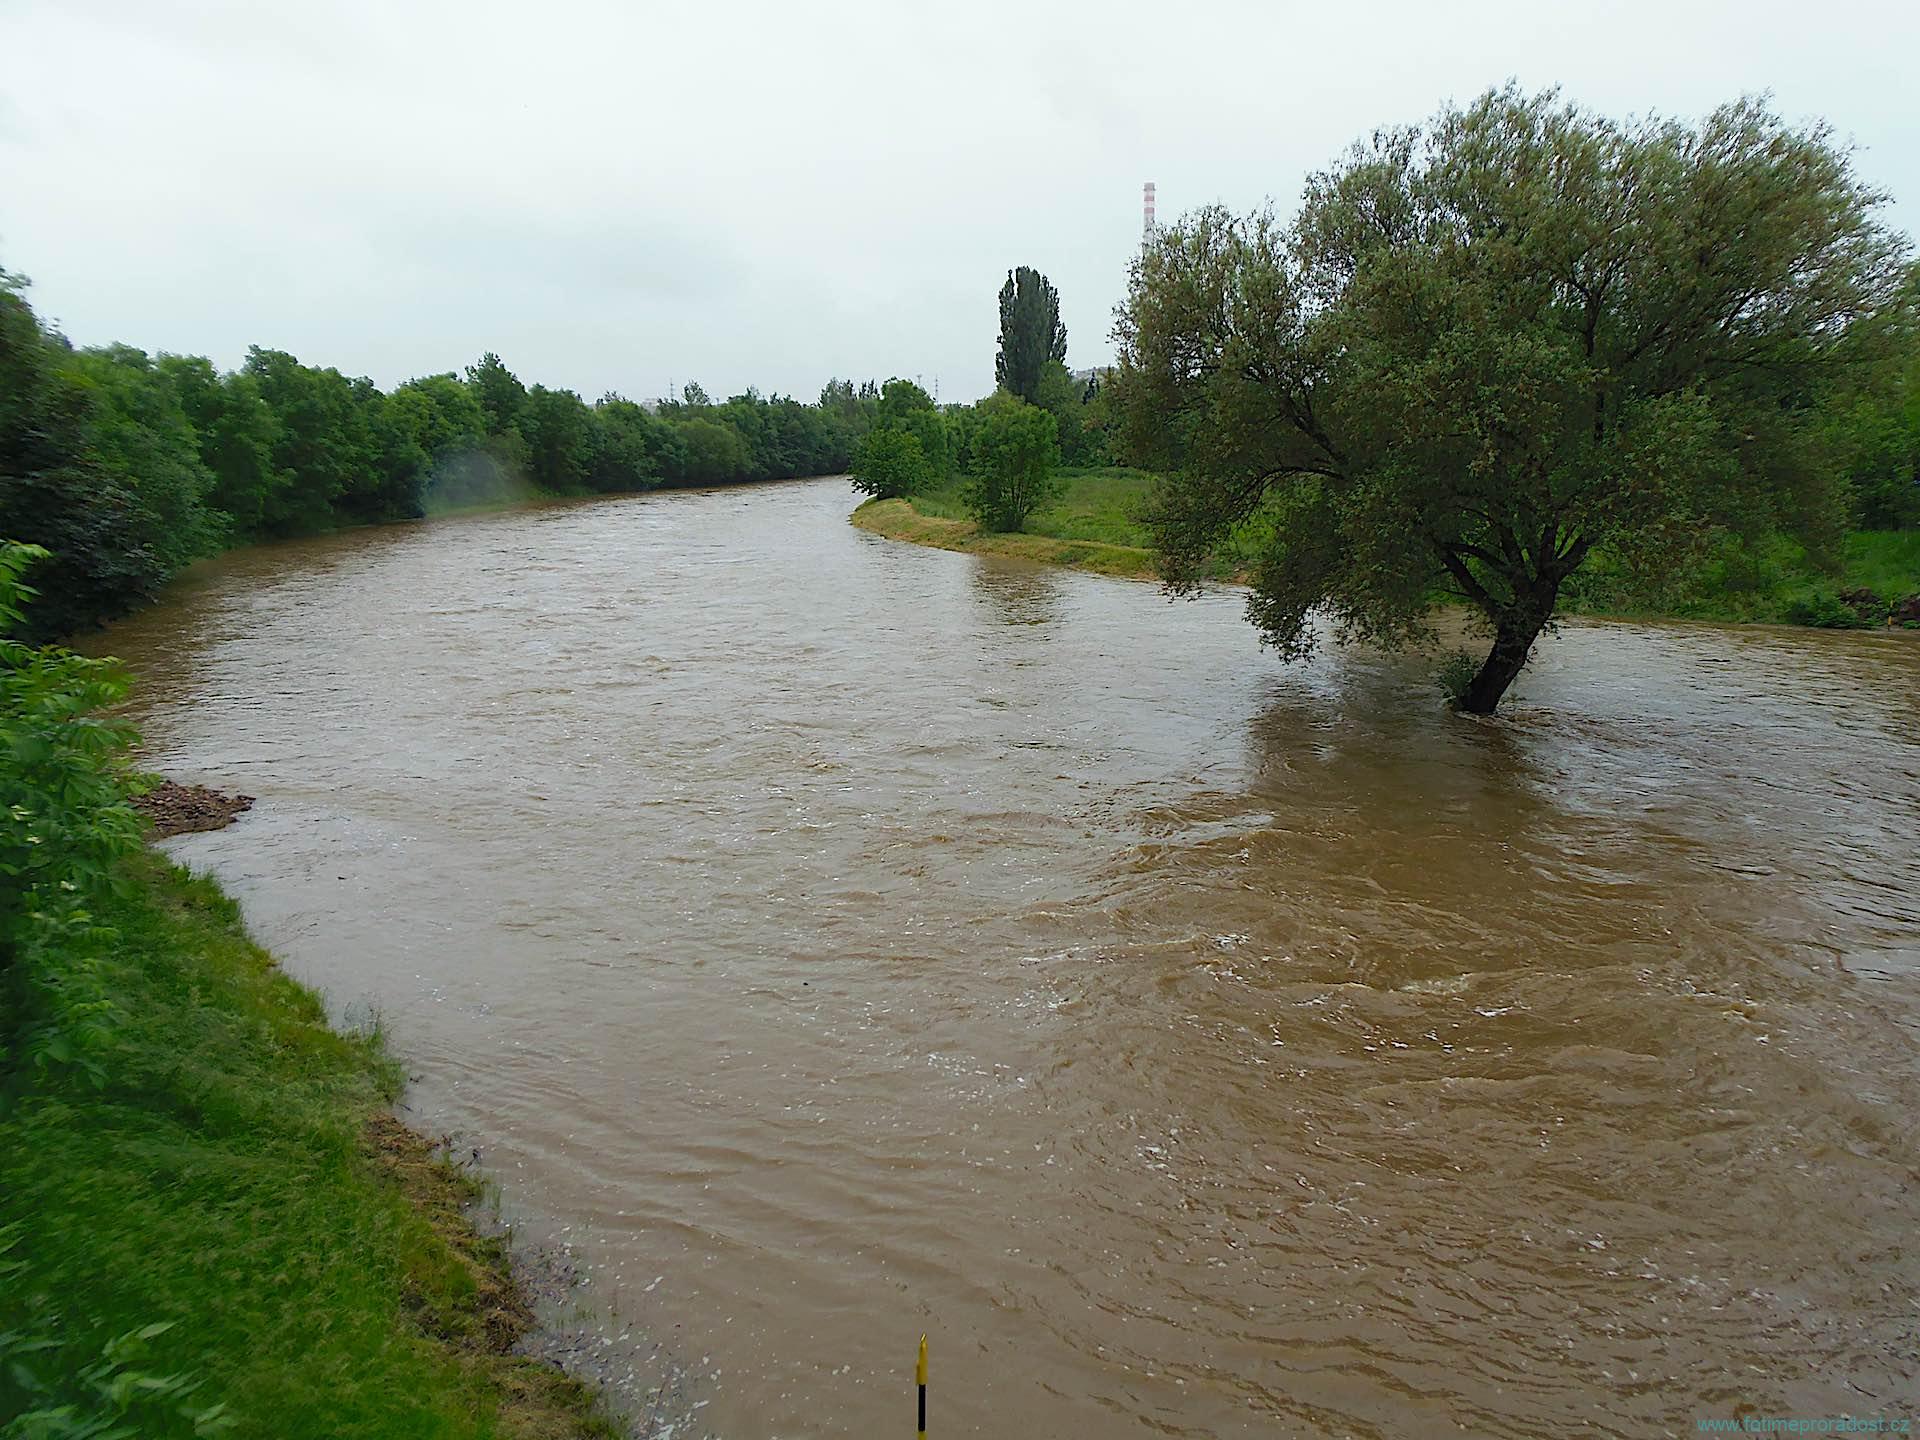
1457,619,1542,714
1438,532,1582,715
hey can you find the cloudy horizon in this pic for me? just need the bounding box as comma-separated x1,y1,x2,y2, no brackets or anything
3,0,1915,406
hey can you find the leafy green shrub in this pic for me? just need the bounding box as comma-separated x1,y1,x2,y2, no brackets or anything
849,425,931,500
1781,587,1871,628
963,395,1060,533
874,380,953,482
1435,649,1483,707
1836,587,1891,623
0,540,144,1080
0,1230,231,1439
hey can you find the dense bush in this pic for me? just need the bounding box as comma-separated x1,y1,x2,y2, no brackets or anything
0,541,144,1086
1783,587,1876,628
964,395,1061,532
849,426,931,499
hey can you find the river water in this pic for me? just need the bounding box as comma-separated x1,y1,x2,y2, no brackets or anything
94,478,1920,1437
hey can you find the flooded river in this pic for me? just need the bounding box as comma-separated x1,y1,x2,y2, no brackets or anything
95,478,1920,1436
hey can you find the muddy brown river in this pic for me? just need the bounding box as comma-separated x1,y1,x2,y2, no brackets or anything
94,478,1920,1437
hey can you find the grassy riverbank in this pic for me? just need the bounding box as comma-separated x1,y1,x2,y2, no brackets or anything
1559,528,1920,626
0,852,618,1439
857,468,1920,626
852,467,1162,579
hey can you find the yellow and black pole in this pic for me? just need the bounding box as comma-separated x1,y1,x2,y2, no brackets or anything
916,1333,928,1437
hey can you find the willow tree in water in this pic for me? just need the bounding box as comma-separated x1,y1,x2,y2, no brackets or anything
1112,87,1913,713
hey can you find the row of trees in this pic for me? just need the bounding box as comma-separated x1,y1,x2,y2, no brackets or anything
0,272,888,638
1112,86,1919,713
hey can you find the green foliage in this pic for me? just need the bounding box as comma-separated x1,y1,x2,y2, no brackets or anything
1833,299,1920,528
673,416,753,484
1781,589,1874,628
849,426,931,499
157,358,286,540
876,377,935,423
390,373,487,461
228,351,428,531
390,373,511,512
818,378,853,412
871,379,952,482
1032,360,1106,467
0,1294,232,1440
0,542,143,1094
0,543,142,943
907,465,1147,542
0,283,168,639
1434,650,1482,707
994,266,1068,404
1557,527,1919,624
341,378,429,524
515,385,595,493
1115,85,1915,712
964,395,1061,532
61,348,222,570
463,352,526,437
1836,529,1920,605
943,403,982,474
583,394,674,494
238,349,354,535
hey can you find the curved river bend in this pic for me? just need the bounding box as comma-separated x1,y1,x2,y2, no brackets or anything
97,478,1920,1437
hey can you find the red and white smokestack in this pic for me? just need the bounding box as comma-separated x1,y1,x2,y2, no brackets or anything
1143,181,1157,242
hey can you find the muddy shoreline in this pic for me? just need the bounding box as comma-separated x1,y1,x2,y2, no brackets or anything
133,778,255,837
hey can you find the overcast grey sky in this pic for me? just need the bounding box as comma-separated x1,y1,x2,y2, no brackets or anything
2,0,1915,404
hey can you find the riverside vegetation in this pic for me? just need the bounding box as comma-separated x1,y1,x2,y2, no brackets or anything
1113,87,1919,711
0,268,907,641
2,76,1918,1440
856,467,1920,625
854,468,1164,579
854,89,1919,710
0,543,618,1438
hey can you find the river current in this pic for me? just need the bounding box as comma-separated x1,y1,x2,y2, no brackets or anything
94,477,1920,1436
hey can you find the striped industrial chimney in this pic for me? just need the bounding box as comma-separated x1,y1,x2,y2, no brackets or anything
1142,181,1157,244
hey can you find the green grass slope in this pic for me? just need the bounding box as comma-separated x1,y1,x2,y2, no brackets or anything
1,855,617,1440
864,467,1919,628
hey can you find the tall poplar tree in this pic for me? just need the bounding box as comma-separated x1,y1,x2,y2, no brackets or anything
995,266,1069,403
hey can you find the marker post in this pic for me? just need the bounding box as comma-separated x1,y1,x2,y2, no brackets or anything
916,1333,927,1437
